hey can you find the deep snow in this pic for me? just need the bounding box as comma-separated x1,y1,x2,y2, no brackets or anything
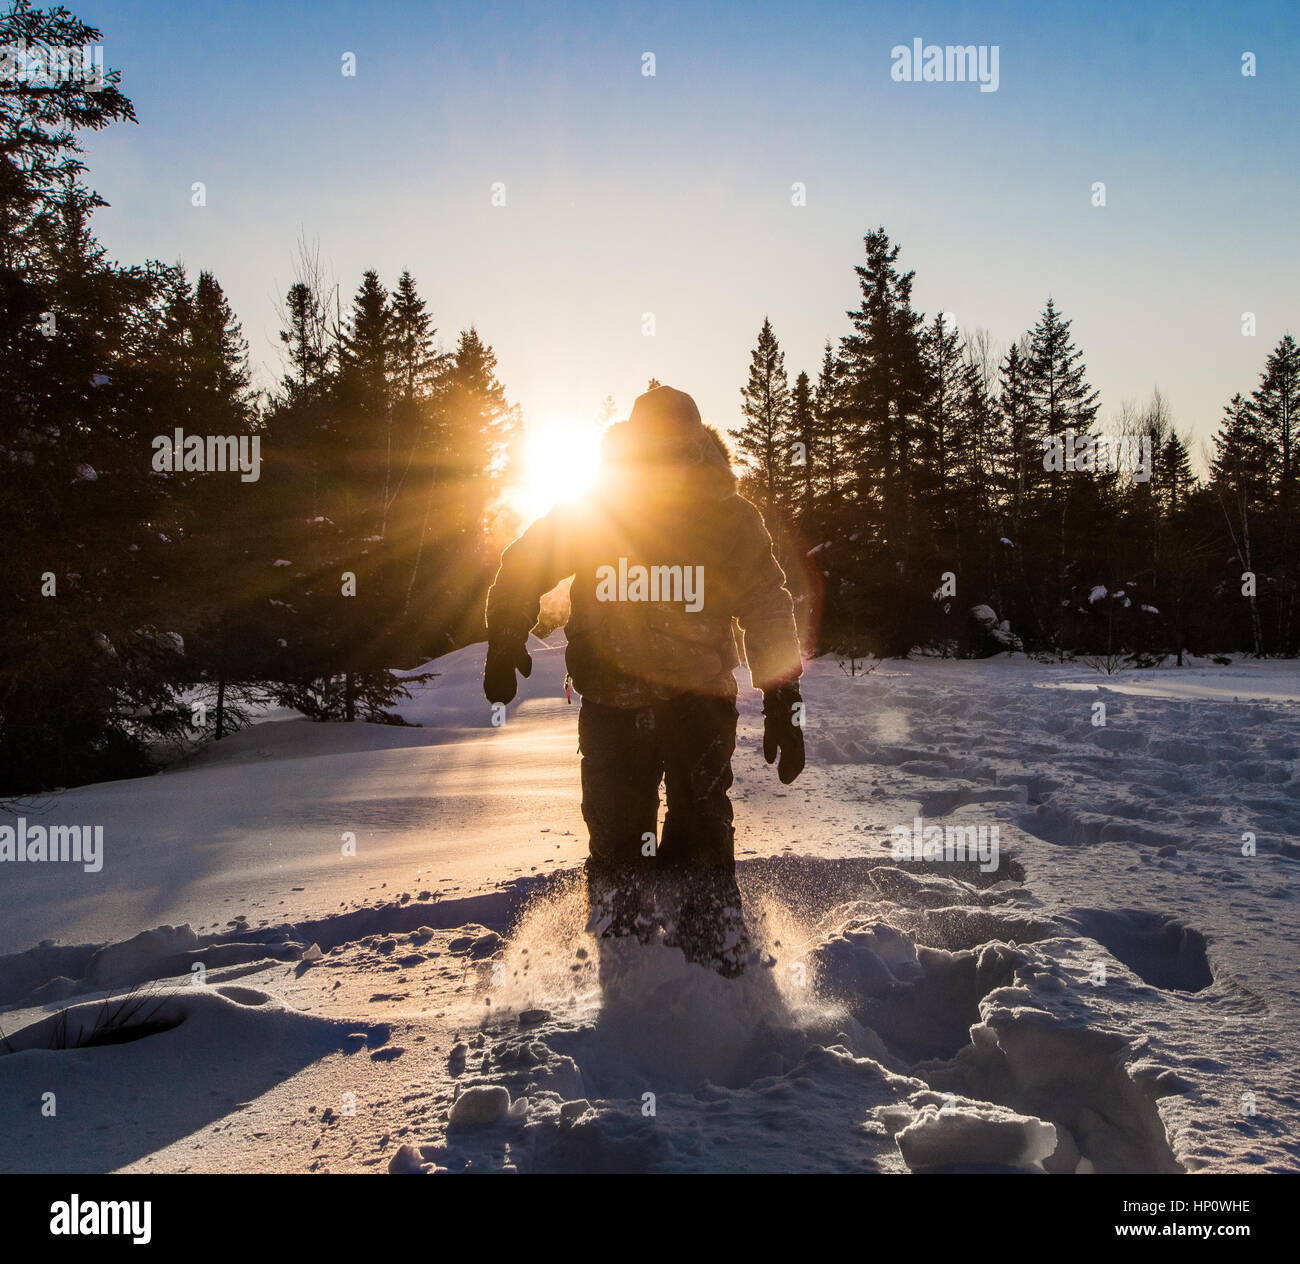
1,640,1297,1173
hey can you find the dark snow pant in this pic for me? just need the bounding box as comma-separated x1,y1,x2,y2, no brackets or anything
578,691,738,880
579,692,749,972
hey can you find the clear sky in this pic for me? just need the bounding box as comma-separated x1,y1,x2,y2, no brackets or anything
74,0,1298,466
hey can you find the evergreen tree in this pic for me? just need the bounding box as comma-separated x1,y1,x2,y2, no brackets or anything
812,341,844,507
1251,335,1299,650
430,327,521,646
389,270,443,401
174,271,266,740
956,343,1003,605
832,228,930,655
279,281,331,401
1025,298,1100,496
789,369,815,524
336,269,392,543
997,338,1034,530
1211,392,1266,654
735,317,792,517
0,1,133,257
838,228,929,546
1019,299,1102,647
919,312,965,534
387,270,451,625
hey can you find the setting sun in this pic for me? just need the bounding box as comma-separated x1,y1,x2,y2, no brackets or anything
506,417,604,524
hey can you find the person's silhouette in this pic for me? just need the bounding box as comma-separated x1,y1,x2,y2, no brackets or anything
484,385,804,976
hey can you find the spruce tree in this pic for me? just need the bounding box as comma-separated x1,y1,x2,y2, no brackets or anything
812,341,843,506
387,270,451,630
1251,335,1298,650
838,228,929,546
834,228,930,655
789,369,815,524
176,271,265,740
919,312,965,534
735,316,792,518
336,269,392,543
1211,393,1267,655
1025,298,1100,489
432,327,521,646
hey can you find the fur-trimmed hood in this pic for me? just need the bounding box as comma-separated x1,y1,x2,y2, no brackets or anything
599,385,737,502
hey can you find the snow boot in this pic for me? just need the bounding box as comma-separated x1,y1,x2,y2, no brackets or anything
661,872,752,978
584,865,658,944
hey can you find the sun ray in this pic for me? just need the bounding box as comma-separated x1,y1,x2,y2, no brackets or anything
505,415,603,524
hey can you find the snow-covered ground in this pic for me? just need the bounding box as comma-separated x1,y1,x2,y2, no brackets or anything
1,643,1296,1173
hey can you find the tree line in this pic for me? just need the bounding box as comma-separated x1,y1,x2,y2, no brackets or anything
734,228,1297,665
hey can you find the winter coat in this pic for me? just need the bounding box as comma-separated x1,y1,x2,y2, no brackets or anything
485,385,803,708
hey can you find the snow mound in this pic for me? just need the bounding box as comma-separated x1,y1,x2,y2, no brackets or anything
890,1096,1057,1171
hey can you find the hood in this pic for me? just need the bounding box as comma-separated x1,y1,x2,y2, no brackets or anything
599,385,737,502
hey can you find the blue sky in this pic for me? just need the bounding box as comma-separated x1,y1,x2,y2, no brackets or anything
74,0,1299,462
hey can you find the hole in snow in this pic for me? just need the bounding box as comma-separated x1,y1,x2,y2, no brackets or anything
216,985,269,1006
1061,909,1213,992
75,1017,185,1048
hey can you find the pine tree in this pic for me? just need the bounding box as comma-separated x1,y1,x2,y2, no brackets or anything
1211,393,1267,655
279,281,331,401
833,228,930,655
956,344,1003,605
812,341,844,506
1145,415,1203,665
389,270,443,401
789,370,815,524
0,1,133,256
837,228,929,549
919,313,965,535
735,316,792,517
1025,298,1100,496
997,338,1034,528
1211,392,1272,509
1251,334,1299,650
173,271,265,740
423,327,522,647
386,270,451,626
1159,429,1194,517
1019,299,1102,647
336,269,392,543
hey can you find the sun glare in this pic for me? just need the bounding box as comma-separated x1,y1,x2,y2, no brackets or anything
508,419,603,524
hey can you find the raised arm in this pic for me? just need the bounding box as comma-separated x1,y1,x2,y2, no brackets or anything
485,504,580,643
483,505,580,702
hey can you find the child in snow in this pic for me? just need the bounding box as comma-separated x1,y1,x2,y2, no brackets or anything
483,385,805,976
